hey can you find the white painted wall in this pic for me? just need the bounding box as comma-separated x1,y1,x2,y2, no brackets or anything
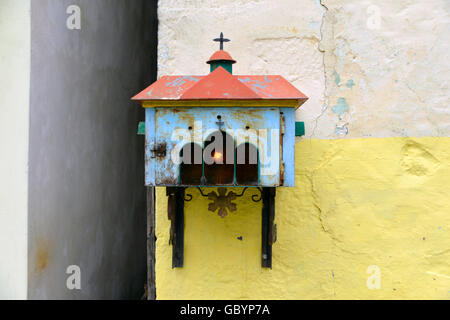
158,0,450,138
0,0,157,299
0,0,30,300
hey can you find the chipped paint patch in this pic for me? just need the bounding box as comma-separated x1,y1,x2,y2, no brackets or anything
238,77,269,90
332,98,349,118
165,76,200,87
309,21,320,30
346,79,355,88
264,75,272,83
335,124,349,136
333,70,341,86
149,107,282,186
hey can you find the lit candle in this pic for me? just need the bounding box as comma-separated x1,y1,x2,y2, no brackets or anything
213,152,223,161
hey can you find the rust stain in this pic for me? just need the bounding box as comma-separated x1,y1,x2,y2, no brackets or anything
239,109,264,121
160,176,178,185
159,161,179,185
280,161,285,185
36,241,50,273
151,142,167,158
177,112,197,124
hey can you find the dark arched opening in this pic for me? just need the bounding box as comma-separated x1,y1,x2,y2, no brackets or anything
179,143,203,185
236,143,259,185
204,131,234,185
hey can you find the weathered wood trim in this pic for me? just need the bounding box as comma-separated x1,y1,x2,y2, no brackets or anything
173,188,185,268
262,187,276,268
167,187,185,268
147,187,156,300
141,99,304,109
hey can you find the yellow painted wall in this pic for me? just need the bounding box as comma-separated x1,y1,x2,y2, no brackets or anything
155,137,450,299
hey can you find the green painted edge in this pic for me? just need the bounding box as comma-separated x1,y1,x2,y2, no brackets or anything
295,122,305,137
210,62,233,74
137,122,145,135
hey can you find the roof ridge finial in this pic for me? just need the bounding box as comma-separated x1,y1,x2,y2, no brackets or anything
213,32,230,51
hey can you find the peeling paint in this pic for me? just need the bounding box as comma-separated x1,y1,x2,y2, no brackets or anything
332,97,349,118
309,21,320,30
156,0,450,300
346,79,355,88
333,70,341,86
335,124,348,136
165,76,200,87
150,107,283,186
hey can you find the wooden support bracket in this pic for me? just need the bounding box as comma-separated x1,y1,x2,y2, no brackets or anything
261,187,276,268
167,187,185,268
166,186,275,269
146,187,156,300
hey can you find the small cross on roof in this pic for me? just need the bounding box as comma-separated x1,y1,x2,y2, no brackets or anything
213,32,230,50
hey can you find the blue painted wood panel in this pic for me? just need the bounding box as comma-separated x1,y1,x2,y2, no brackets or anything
281,107,295,187
145,107,294,187
145,108,156,186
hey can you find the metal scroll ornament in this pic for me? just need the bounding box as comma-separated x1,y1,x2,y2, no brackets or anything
185,187,263,218
207,188,237,218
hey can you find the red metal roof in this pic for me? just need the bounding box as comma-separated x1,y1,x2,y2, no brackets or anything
181,67,259,100
207,50,236,64
132,66,308,102
132,75,202,100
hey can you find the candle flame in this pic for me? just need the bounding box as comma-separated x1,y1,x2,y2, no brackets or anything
213,152,223,161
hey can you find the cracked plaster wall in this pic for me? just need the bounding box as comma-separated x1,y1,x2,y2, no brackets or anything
156,137,450,299
155,0,450,299
157,0,449,139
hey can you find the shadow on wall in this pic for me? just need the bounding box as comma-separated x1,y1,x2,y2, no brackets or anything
27,0,158,299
